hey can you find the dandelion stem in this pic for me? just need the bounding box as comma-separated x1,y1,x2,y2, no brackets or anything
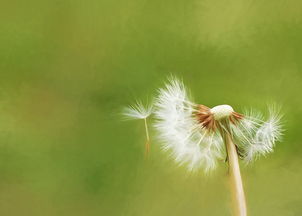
225,133,247,216
144,118,150,157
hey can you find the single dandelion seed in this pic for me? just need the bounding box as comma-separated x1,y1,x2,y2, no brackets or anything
123,101,153,157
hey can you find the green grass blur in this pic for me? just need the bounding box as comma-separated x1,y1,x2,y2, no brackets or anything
0,0,302,215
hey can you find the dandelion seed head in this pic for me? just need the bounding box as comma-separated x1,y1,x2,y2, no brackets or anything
153,77,283,171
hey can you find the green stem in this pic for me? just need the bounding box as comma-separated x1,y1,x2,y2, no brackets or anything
225,133,247,216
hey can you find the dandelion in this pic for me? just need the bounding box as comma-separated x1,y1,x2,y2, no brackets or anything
124,77,283,216
123,101,153,157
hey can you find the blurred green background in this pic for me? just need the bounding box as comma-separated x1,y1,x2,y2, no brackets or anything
0,0,302,215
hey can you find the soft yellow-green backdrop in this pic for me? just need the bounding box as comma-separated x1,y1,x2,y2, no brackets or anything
0,0,302,215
